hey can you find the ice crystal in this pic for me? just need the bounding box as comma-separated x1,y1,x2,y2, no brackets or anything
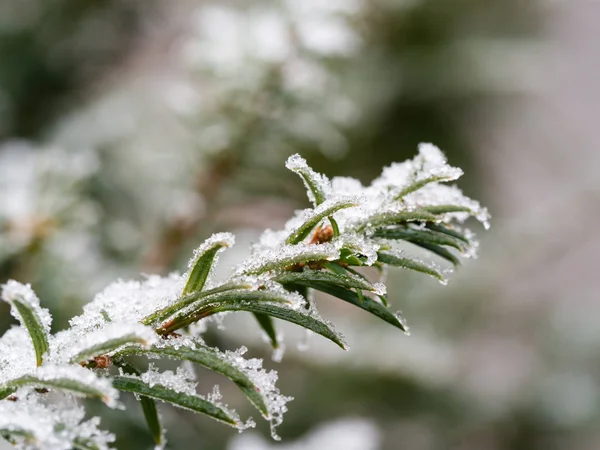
141,364,198,397
394,312,411,336
372,282,387,296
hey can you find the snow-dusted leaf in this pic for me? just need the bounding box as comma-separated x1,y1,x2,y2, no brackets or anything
62,323,158,364
111,359,164,447
141,281,251,327
157,289,295,332
372,143,462,197
392,144,463,199
0,365,119,407
112,376,242,428
402,184,491,229
377,251,447,283
408,241,461,266
238,243,340,275
274,267,380,294
69,274,184,332
374,226,466,252
426,223,470,243
395,173,462,199
285,197,359,245
421,204,474,215
183,233,235,295
1,281,51,366
302,282,407,332
285,154,331,206
0,396,115,450
333,234,380,266
358,209,438,232
158,291,346,349
0,147,489,446
117,340,282,420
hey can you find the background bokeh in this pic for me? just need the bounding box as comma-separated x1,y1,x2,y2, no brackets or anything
1,1,599,449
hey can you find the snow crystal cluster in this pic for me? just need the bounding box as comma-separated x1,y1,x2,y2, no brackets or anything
246,144,488,280
0,395,115,450
247,144,490,256
69,273,184,331
221,346,292,439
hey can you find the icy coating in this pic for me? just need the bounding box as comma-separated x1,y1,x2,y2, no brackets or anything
0,395,114,450
221,346,293,440
32,365,120,407
154,338,293,440
69,273,184,330
183,232,235,290
0,145,489,448
2,280,52,334
259,145,488,257
285,153,332,206
52,322,159,363
0,326,36,383
237,243,340,275
122,364,255,432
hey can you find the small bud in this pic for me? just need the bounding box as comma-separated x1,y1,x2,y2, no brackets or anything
93,355,112,369
309,225,334,244
316,225,334,243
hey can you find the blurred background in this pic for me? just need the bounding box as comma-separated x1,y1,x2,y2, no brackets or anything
1,0,599,449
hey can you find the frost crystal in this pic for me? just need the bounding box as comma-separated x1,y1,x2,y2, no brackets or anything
141,364,198,397
52,322,159,363
285,154,331,206
221,346,293,440
238,243,340,275
32,365,120,408
1,280,52,334
372,143,463,196
0,395,114,450
131,364,255,432
186,233,235,271
0,326,36,382
183,232,235,290
69,273,183,331
333,234,380,266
